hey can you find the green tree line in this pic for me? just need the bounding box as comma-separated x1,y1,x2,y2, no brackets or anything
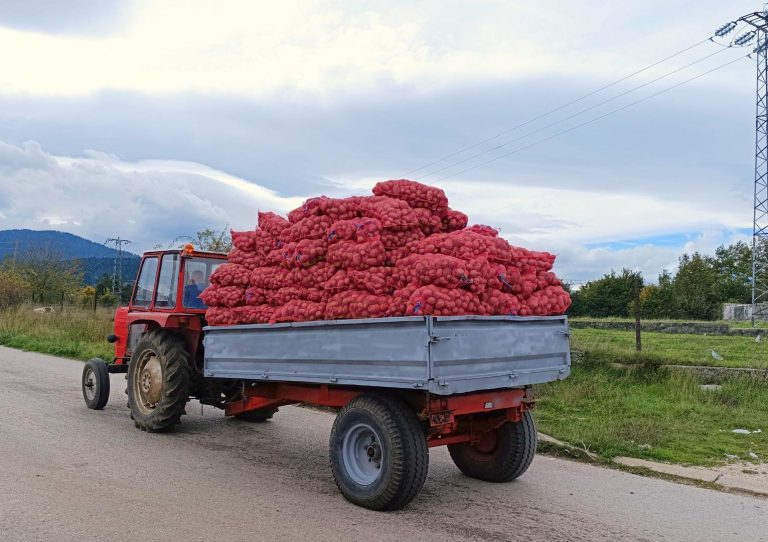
569,240,766,320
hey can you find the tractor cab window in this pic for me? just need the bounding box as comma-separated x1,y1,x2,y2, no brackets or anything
183,257,224,309
133,257,159,308
154,254,180,308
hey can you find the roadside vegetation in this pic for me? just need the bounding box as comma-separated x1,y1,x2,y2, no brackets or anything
535,359,768,466
0,305,113,361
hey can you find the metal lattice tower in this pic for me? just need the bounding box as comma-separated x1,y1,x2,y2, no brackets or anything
106,237,132,301
741,11,768,324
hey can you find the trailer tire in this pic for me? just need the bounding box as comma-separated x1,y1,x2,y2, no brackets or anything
330,394,428,511
82,358,110,410
235,408,278,422
127,330,191,433
448,410,537,483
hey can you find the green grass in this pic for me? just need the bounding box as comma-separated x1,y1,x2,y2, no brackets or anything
0,305,113,361
572,328,768,369
535,362,768,466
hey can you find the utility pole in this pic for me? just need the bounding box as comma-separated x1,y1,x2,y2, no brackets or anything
718,9,768,325
106,237,132,301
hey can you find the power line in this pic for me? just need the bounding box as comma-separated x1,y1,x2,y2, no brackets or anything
429,53,749,184
416,46,731,180
401,36,715,178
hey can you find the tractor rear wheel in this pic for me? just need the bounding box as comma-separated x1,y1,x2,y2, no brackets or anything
448,410,537,482
127,330,191,432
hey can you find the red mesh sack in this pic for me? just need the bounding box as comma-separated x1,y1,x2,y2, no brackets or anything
326,238,387,270
321,270,355,293
481,288,521,316
199,284,245,308
406,286,485,316
326,290,391,319
287,196,325,223
412,207,443,236
231,229,275,254
327,218,382,244
440,208,468,232
271,286,328,306
387,283,419,316
487,263,523,293
258,211,290,237
380,228,425,250
360,196,419,230
210,263,251,287
205,306,239,326
280,215,334,242
267,238,327,269
270,300,327,323
318,196,365,220
395,254,488,292
244,286,270,305
228,248,267,270
249,267,290,290
507,248,556,273
466,224,499,237
347,267,394,295
238,304,276,324
372,179,449,213
289,262,336,288
519,285,571,316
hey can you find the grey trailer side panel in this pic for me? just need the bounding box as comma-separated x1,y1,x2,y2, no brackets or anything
203,316,570,395
203,318,431,389
427,316,570,394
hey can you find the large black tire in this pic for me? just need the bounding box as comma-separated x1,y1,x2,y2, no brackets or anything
448,410,537,482
234,408,278,422
82,358,110,410
127,330,191,432
329,394,428,511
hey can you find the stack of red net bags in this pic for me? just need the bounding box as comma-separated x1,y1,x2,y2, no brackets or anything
202,180,571,325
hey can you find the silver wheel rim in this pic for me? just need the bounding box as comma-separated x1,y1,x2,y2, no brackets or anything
84,368,97,401
132,350,163,416
341,423,384,486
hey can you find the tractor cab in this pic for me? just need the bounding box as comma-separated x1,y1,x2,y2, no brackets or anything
110,245,228,367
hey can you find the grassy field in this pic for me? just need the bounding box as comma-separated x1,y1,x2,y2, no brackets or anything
571,328,768,369
535,361,768,466
0,305,113,361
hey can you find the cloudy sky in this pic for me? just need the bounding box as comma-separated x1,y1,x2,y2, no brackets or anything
0,0,762,282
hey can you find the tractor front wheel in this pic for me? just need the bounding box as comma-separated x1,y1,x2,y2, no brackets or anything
127,330,191,432
82,358,110,410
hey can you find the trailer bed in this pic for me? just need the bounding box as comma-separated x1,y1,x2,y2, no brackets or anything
203,315,570,395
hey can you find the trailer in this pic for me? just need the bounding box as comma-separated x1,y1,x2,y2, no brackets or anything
81,247,571,510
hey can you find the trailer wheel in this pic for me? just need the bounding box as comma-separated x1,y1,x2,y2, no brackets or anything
127,330,191,432
82,358,110,410
235,408,278,422
448,410,537,483
329,394,428,511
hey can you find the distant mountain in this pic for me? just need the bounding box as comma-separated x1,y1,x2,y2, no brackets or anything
0,229,140,284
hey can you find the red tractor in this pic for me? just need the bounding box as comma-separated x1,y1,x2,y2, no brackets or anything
81,245,270,429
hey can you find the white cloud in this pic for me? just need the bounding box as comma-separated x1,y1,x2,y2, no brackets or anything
0,0,754,96
0,140,751,281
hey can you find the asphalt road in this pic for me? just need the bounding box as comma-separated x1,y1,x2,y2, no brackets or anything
0,346,765,542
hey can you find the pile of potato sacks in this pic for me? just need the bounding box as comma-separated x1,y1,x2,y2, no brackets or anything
202,180,571,325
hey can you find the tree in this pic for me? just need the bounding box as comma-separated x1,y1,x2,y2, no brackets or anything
0,269,30,308
711,241,752,304
673,252,719,320
10,245,82,304
193,227,231,252
568,269,641,318
639,270,676,319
